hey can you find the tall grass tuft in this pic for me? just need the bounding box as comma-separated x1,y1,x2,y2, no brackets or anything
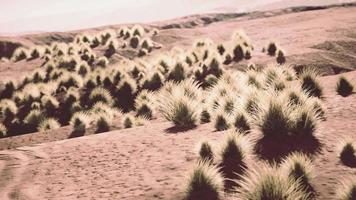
336,76,354,97
184,160,224,200
280,153,314,190
38,118,61,132
217,132,249,190
198,141,214,162
300,68,323,98
237,163,311,200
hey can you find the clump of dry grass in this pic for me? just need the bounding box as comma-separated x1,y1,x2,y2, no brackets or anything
299,68,323,98
214,111,231,131
0,123,7,137
12,47,28,62
184,160,224,200
217,131,249,190
38,118,60,132
89,87,113,106
24,109,44,130
335,176,356,200
198,140,214,162
336,76,354,97
236,163,311,200
123,114,135,128
280,153,314,190
95,113,112,133
70,112,91,134
338,139,355,166
130,36,140,48
157,79,201,128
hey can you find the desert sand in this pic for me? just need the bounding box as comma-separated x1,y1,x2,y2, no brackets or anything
0,3,356,200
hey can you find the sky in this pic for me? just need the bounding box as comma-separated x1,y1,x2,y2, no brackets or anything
0,0,353,35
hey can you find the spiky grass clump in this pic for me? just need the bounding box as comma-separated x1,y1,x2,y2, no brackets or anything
24,109,44,130
135,102,154,119
12,47,28,62
233,111,251,133
168,62,186,82
123,114,134,128
217,132,249,190
335,176,356,200
0,80,17,99
184,160,224,200
95,114,112,133
276,49,286,64
280,153,314,189
300,68,323,98
200,109,211,124
256,98,291,137
198,141,214,162
290,106,318,137
38,118,60,132
0,100,18,122
97,56,109,68
237,163,311,200
157,80,201,128
338,140,355,165
130,36,140,48
70,112,91,134
89,87,113,106
214,111,231,131
267,41,277,56
336,76,354,97
0,123,7,137
41,95,59,114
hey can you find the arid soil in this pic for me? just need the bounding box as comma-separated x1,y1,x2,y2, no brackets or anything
0,4,356,200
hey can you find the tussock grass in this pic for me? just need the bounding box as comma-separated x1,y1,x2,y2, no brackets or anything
0,123,7,137
184,160,224,200
217,131,249,189
24,109,44,130
267,41,277,56
280,153,314,190
338,139,355,165
38,118,60,132
70,112,91,134
95,113,112,133
12,47,28,62
198,141,214,162
157,79,201,128
130,36,140,48
299,68,323,98
236,163,311,200
89,87,113,106
0,80,17,99
336,76,354,97
214,111,231,131
276,49,286,64
233,110,251,133
335,176,356,200
200,108,211,124
123,114,134,128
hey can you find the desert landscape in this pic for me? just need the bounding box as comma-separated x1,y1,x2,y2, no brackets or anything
0,1,356,200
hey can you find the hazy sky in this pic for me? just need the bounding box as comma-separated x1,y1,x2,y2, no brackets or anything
0,0,353,34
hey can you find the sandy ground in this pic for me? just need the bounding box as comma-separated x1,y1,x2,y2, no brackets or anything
0,4,356,200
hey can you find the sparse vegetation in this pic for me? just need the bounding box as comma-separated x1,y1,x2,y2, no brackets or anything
336,76,354,97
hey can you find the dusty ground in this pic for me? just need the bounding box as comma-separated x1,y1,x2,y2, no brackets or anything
0,3,356,200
